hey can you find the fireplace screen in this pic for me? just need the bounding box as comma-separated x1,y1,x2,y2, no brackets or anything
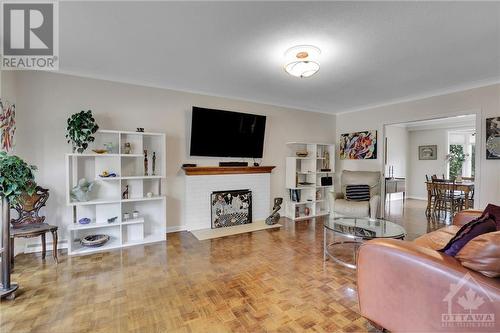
211,189,252,228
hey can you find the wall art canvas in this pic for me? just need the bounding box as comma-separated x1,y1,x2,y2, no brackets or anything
0,99,16,152
418,145,437,160
339,130,377,159
486,117,500,160
211,189,252,228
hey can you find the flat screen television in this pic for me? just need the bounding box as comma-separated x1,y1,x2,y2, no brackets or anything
190,107,266,158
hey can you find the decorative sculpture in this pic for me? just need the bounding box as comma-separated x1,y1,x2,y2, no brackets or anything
144,149,148,175
123,142,131,154
152,152,156,175
265,197,283,225
322,150,330,171
122,185,129,199
70,178,94,202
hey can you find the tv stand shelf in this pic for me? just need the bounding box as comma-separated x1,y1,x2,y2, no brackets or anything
182,166,275,176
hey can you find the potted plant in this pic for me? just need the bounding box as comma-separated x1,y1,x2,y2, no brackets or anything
446,145,468,181
65,110,99,153
0,151,37,299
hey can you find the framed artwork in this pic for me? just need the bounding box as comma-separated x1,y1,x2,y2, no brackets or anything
419,145,437,160
486,117,500,160
0,99,16,152
339,130,377,159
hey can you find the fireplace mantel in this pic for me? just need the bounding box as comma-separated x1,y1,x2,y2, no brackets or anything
182,166,275,176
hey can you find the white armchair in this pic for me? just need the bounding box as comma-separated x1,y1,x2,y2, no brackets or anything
330,170,381,220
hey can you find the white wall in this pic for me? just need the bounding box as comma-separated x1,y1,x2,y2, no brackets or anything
385,125,409,178
4,71,336,252
336,83,500,209
407,129,448,199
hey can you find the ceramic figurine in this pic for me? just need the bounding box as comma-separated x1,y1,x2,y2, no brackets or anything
305,207,311,216
107,216,118,224
265,198,283,225
122,185,129,199
152,152,156,175
144,149,148,175
123,142,132,154
322,151,330,171
70,178,94,202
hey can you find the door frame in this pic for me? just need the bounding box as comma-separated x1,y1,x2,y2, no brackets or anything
380,108,482,217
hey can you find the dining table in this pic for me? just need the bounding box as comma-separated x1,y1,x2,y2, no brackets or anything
425,181,475,216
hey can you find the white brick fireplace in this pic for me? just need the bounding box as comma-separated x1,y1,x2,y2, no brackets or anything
184,171,272,231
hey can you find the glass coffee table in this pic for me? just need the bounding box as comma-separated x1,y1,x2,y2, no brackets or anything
323,216,406,269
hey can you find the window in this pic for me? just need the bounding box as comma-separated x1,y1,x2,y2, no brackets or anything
448,131,475,179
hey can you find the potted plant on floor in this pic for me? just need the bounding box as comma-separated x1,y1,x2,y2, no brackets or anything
65,110,99,153
0,151,37,299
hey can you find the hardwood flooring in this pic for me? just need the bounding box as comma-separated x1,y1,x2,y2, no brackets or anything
0,199,443,333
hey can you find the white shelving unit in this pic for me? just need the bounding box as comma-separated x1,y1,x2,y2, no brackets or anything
65,129,166,255
285,142,335,221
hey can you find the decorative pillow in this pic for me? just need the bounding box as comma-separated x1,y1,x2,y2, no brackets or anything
456,231,500,278
482,203,500,229
440,213,497,257
345,185,370,201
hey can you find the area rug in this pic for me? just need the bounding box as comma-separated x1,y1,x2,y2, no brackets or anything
191,220,282,240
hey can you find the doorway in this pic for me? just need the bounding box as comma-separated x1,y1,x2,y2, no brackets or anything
382,114,478,232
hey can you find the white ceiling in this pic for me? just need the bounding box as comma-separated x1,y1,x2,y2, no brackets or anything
59,1,500,114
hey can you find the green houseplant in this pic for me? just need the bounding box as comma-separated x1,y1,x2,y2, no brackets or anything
0,151,37,299
65,110,99,153
0,151,37,203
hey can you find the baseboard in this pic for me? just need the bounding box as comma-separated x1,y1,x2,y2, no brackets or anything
22,227,185,253
406,196,427,201
166,226,186,233
24,239,68,254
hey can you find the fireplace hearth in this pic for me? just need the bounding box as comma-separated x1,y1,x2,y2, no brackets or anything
211,189,252,228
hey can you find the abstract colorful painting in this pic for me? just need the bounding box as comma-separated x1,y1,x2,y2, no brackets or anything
0,99,16,152
339,130,377,160
486,117,500,160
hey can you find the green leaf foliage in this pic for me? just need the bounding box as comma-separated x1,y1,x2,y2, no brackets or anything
0,151,37,202
449,144,466,179
65,110,99,153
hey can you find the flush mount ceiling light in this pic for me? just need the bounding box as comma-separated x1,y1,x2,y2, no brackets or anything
284,45,321,78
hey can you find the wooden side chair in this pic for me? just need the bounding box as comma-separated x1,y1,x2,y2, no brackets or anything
10,186,58,266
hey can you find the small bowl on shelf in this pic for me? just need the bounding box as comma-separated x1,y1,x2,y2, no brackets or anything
78,218,91,225
92,149,108,154
296,151,309,157
81,234,110,247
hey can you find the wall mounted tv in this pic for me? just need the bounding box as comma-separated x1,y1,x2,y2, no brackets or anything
190,107,267,158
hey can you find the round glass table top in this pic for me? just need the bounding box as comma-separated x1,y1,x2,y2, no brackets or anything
324,217,406,239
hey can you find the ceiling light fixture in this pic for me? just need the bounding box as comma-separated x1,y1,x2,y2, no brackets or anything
284,45,321,78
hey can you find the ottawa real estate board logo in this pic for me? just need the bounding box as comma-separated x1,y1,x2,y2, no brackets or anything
442,272,497,329
1,1,59,70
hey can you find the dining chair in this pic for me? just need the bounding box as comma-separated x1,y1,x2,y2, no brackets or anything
433,182,463,220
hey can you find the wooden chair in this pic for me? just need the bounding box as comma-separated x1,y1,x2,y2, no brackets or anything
433,182,463,220
10,186,58,266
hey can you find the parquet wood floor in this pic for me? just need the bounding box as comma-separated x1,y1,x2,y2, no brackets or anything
0,199,441,333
